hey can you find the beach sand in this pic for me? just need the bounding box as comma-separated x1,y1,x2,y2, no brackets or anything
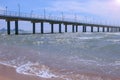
0,64,41,80
0,64,120,80
0,64,70,80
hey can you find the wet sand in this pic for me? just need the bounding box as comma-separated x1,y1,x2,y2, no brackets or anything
0,64,120,80
0,64,42,80
0,64,69,80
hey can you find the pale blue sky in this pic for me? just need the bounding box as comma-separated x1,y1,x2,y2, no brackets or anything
0,0,120,31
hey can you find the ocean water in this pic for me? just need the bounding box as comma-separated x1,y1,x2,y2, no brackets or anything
0,32,120,80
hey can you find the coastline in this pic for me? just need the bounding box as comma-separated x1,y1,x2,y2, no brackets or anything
0,64,42,80
0,64,120,80
0,34,120,80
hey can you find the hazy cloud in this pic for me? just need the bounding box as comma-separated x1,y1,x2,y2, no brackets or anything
45,0,120,21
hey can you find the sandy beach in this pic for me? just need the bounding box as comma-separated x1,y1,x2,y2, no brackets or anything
0,64,42,80
0,64,120,80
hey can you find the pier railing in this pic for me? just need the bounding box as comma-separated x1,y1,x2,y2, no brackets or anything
0,10,119,27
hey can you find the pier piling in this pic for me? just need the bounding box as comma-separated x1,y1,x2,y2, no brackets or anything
65,24,67,32
59,24,62,33
72,25,75,32
32,22,35,34
7,21,10,35
15,20,18,35
41,22,44,34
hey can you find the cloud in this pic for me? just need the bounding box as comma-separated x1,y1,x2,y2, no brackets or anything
44,0,120,22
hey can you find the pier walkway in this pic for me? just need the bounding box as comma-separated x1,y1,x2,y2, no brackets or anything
0,10,120,35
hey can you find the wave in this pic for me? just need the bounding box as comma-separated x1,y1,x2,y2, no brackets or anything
16,62,58,78
105,33,120,36
0,61,17,68
107,39,120,43
0,59,120,80
78,36,103,40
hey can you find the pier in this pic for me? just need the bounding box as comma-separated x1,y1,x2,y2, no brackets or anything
0,10,120,35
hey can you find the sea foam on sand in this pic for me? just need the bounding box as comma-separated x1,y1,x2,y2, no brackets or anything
16,62,58,78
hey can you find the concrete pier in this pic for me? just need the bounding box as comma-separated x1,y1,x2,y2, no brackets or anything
97,27,100,32
51,23,54,33
7,20,10,35
72,25,75,32
15,20,18,35
32,22,35,34
0,10,120,35
59,24,62,33
107,27,109,32
65,24,67,32
103,27,105,32
83,25,87,32
76,25,78,32
91,26,93,32
110,28,113,32
41,22,44,34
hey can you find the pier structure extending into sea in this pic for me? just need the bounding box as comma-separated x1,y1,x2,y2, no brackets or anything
0,10,120,35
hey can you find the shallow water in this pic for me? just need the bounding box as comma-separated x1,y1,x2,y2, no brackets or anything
0,32,120,80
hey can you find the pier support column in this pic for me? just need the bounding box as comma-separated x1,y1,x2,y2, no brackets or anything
51,23,54,33
107,27,109,32
91,26,93,32
33,22,36,34
41,22,44,34
84,26,86,32
15,20,18,35
115,28,117,32
103,27,105,32
59,24,62,33
115,28,116,32
111,28,113,32
76,25,78,32
97,27,100,32
113,28,115,32
117,28,118,32
65,24,67,32
83,25,86,32
83,25,85,32
72,25,75,32
7,20,10,35
117,28,119,32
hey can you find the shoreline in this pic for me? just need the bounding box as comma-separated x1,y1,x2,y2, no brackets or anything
0,34,120,80
0,64,120,80
0,64,42,80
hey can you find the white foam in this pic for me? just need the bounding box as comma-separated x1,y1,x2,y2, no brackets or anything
0,61,17,68
112,33,120,36
16,62,58,78
37,69,58,78
109,61,120,66
68,56,100,66
78,36,103,40
0,56,27,68
107,39,120,43
106,33,120,36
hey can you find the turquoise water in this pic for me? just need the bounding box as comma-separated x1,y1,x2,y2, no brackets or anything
0,32,120,79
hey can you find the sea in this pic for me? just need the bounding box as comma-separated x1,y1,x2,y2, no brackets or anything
0,32,120,80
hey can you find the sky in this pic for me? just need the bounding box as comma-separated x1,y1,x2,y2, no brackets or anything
0,0,120,31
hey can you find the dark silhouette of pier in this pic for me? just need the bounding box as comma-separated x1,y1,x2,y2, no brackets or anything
0,10,120,35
